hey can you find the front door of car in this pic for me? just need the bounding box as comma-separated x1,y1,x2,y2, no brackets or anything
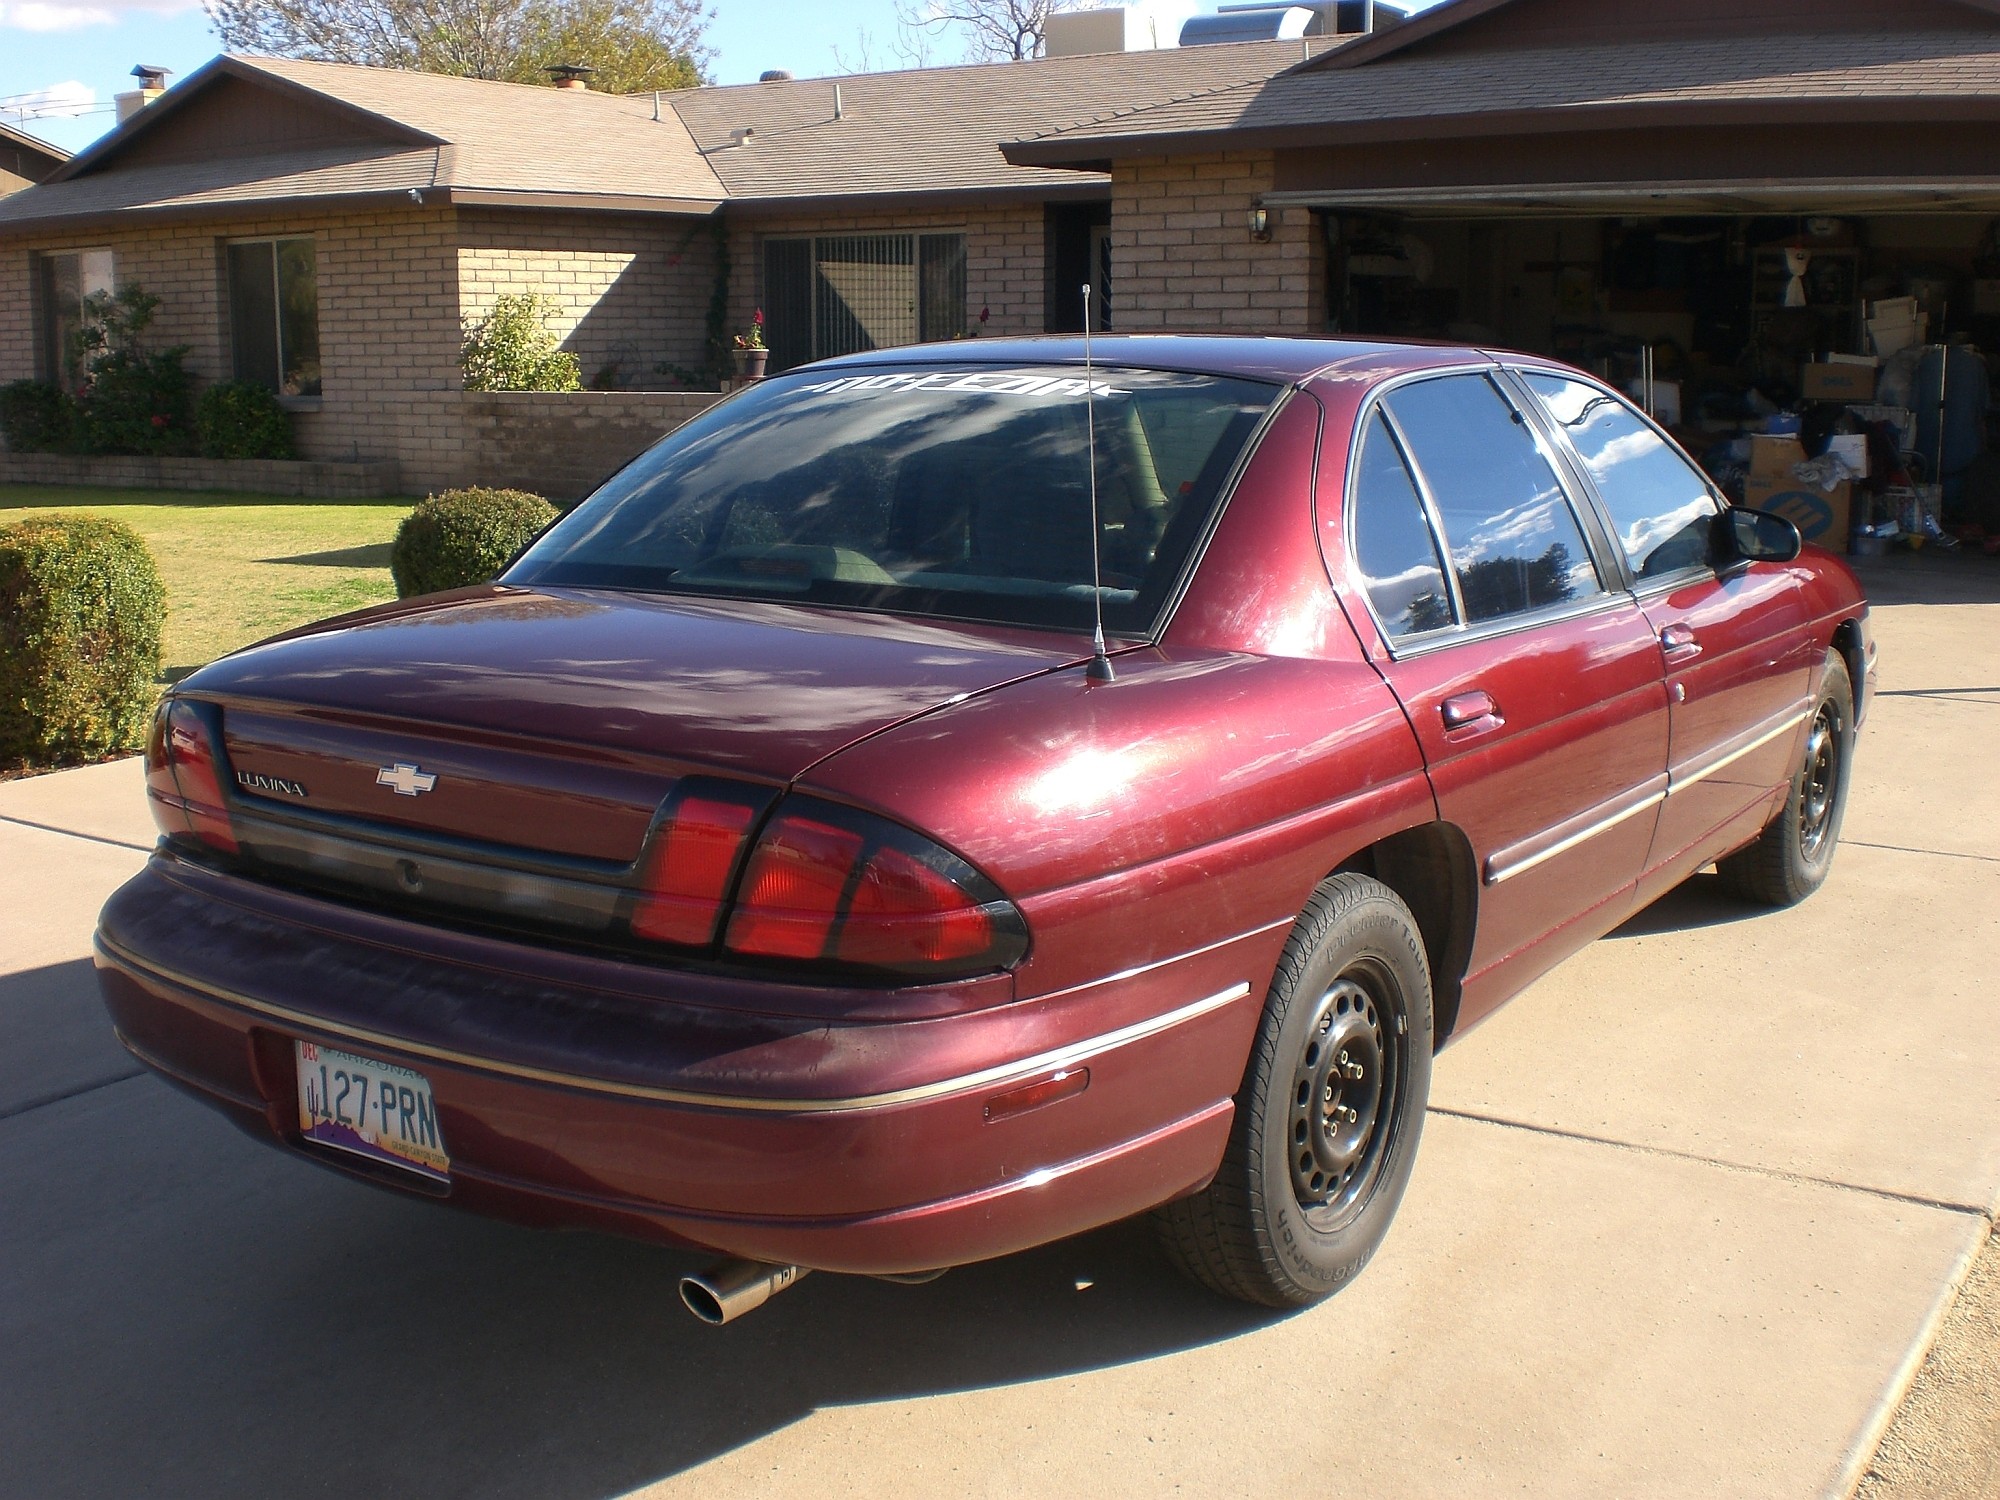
1337,371,1671,1031
1514,371,1815,903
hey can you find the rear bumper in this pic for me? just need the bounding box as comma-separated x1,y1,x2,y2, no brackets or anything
95,856,1275,1273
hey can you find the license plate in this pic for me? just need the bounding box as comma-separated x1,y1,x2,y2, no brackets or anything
295,1040,449,1183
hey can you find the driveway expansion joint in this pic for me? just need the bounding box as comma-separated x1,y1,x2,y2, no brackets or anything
0,1069,149,1125
1428,1106,1996,1223
1838,838,2000,865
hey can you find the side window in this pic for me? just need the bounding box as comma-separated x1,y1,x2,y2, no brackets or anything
1524,373,1719,580
1351,410,1454,638
1384,373,1603,625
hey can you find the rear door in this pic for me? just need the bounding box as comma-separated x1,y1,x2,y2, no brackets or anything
1339,369,1670,1030
1514,371,1814,902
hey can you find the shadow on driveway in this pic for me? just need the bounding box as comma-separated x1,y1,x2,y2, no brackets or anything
0,965,1282,1499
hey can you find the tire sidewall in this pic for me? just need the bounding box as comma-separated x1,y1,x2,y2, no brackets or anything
1791,653,1856,889
1249,888,1434,1302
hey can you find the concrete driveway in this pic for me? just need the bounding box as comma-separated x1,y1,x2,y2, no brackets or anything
2,552,1994,1500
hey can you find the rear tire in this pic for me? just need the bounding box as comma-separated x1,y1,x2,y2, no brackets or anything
1154,873,1433,1308
1716,650,1854,907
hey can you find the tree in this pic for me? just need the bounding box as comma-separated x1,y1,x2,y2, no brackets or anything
203,0,712,94
894,0,1094,63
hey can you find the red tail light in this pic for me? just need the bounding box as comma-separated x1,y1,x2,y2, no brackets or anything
147,699,237,854
723,798,1027,979
631,787,766,947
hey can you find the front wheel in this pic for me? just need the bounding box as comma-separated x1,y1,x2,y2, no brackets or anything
1154,873,1433,1308
1717,649,1855,907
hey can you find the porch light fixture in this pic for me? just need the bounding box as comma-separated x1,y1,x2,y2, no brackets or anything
1248,203,1272,243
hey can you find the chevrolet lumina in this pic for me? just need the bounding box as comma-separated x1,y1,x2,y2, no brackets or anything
95,338,1873,1322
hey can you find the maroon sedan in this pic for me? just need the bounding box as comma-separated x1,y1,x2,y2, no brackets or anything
97,338,1873,1321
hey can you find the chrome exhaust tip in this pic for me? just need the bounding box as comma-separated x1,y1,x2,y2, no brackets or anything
679,1259,810,1325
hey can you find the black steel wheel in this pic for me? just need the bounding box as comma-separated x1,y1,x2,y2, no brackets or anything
1154,873,1432,1309
1718,648,1855,907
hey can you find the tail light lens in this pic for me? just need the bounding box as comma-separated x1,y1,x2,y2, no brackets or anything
722,798,1027,979
630,783,771,947
146,699,237,854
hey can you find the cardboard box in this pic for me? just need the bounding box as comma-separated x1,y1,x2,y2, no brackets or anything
1743,476,1852,551
1801,362,1878,401
1749,434,1807,479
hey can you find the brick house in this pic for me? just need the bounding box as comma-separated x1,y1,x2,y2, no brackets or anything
0,41,1326,495
9,0,2000,499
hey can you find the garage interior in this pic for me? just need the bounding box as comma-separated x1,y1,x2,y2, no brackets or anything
1307,198,2000,556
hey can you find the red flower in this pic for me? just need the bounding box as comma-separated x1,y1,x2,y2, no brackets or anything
978,306,990,324
753,307,764,326
150,414,167,427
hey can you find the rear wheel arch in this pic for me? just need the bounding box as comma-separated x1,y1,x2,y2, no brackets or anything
1334,821,1478,1045
1831,616,1866,715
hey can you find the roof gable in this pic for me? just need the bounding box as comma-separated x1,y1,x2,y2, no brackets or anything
82,72,422,175
1310,0,2000,69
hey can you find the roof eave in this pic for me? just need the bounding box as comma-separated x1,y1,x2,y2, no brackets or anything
0,186,442,237
722,177,1109,213
1004,92,2000,166
444,188,723,215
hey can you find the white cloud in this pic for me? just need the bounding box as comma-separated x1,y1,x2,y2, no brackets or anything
0,79,96,120
0,0,196,30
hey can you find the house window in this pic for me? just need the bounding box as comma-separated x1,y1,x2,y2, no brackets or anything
762,233,967,373
227,237,321,398
37,249,114,388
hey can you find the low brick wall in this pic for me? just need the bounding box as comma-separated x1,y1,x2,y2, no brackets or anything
458,390,724,501
0,452,404,498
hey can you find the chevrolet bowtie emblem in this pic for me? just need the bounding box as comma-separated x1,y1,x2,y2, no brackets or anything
376,762,438,797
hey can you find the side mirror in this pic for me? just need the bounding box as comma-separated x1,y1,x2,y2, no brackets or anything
1715,506,1803,566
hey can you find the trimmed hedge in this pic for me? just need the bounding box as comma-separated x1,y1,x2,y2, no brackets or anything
0,514,165,767
391,488,558,598
196,381,296,460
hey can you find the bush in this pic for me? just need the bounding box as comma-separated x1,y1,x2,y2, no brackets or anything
196,381,296,460
0,380,78,454
0,514,165,767
391,488,558,598
69,285,193,457
460,293,583,392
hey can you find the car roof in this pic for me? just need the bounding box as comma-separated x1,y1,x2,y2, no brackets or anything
804,335,1500,385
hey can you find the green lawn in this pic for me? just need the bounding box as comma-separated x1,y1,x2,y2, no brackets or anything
1,486,415,680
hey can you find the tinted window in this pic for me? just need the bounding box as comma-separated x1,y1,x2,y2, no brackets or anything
1525,373,1718,580
508,365,1278,636
1351,411,1454,638
1384,374,1602,625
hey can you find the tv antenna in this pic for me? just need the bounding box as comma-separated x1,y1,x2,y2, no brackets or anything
1081,282,1114,685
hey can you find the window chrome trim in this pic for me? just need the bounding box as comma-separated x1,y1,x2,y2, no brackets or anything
95,929,1253,1117
1484,775,1668,885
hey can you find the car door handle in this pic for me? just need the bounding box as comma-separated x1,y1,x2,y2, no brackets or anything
1660,624,1702,664
1440,690,1501,733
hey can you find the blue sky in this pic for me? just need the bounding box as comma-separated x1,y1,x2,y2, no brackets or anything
1,0,1444,156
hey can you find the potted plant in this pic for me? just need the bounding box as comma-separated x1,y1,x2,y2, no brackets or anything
731,310,769,384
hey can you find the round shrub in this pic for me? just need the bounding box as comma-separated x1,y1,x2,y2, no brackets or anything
196,381,296,460
0,514,165,768
0,380,77,454
391,488,558,598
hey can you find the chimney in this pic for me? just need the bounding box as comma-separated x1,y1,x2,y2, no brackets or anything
115,63,171,123
545,63,594,90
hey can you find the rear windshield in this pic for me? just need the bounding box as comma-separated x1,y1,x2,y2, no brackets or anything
505,364,1280,636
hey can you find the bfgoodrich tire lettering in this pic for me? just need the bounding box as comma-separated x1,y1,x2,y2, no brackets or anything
1154,873,1433,1308
1717,649,1854,908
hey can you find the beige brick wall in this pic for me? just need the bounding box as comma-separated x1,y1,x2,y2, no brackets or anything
1110,151,1325,336
727,199,1053,360
456,209,719,389
0,204,463,473
458,389,720,499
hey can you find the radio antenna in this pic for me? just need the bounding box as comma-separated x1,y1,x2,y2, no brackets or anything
1081,282,1114,685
